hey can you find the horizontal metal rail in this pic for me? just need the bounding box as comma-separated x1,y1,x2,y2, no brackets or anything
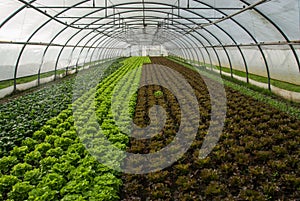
171,40,300,50
186,0,270,33
0,40,124,49
57,16,223,19
36,6,244,10
205,40,300,48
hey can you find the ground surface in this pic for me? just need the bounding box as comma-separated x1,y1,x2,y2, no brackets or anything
120,57,300,201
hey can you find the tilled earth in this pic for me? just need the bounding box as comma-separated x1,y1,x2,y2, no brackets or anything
120,57,300,201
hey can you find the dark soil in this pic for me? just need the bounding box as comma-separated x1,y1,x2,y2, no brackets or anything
120,57,300,200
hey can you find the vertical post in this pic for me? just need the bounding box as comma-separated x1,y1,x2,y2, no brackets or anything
93,0,95,7
187,0,190,8
178,0,180,16
167,14,169,28
54,67,57,80
113,7,115,25
172,7,174,25
105,0,107,17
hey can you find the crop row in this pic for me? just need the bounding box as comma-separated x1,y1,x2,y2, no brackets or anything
0,57,150,201
0,59,124,158
121,57,300,200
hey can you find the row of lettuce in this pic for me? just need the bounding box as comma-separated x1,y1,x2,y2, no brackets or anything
168,56,300,119
0,59,125,158
0,57,150,201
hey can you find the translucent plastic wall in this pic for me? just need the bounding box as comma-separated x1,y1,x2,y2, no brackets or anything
165,0,300,85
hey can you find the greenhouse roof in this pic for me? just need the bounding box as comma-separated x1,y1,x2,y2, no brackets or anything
0,0,299,89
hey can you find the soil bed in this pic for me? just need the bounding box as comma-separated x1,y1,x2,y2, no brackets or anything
120,57,300,200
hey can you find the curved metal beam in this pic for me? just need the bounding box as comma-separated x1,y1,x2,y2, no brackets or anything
241,0,300,72
0,0,37,29
195,0,270,88
12,0,89,91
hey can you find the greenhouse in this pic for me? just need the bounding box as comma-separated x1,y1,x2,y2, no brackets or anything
0,0,299,200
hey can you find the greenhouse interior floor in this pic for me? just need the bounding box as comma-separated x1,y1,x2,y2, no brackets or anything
0,57,299,200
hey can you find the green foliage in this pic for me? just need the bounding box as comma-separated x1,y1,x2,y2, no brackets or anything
41,125,53,135
46,117,61,128
60,152,81,166
28,186,58,201
94,173,122,189
57,121,72,131
109,133,129,145
67,143,86,157
154,90,164,98
24,168,42,185
0,175,20,195
0,59,124,158
35,142,52,155
40,156,59,172
54,137,73,150
51,162,75,176
45,135,60,145
24,150,42,166
32,130,47,142
11,163,32,179
10,146,29,158
87,186,120,201
46,147,64,158
62,130,78,140
22,138,38,151
61,194,85,201
0,57,151,200
39,173,66,191
7,181,33,201
60,179,90,196
0,156,18,174
68,165,96,182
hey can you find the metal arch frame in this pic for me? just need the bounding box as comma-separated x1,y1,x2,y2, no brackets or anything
90,17,207,63
194,29,233,76
73,32,126,68
74,37,118,68
36,25,104,82
75,29,131,63
20,1,235,70
110,2,249,78
150,31,198,62
83,39,129,67
67,36,121,71
79,3,235,68
92,9,223,67
54,34,120,79
180,32,222,69
164,43,186,59
8,1,237,88
2,0,297,90
96,38,128,60
65,10,213,75
20,2,260,74
11,0,90,91
75,28,191,66
50,9,209,72
194,0,270,89
187,0,249,83
68,2,246,75
0,0,37,29
77,1,250,71
241,0,300,72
